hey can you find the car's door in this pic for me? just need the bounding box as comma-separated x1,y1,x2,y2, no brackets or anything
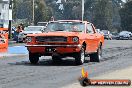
85,23,98,53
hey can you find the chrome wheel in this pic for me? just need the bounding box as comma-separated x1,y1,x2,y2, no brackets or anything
98,45,102,60
81,48,85,63
75,46,85,65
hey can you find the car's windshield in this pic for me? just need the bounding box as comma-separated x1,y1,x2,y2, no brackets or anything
25,27,43,31
46,22,85,32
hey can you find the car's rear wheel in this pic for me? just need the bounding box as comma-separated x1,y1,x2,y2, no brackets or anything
75,46,85,65
29,53,39,64
89,44,102,62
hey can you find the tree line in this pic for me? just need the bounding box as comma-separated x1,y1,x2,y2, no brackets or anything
12,0,132,32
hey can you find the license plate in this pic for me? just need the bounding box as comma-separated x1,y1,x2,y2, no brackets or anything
45,48,55,52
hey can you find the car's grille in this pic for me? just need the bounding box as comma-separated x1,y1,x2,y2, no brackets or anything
36,36,67,42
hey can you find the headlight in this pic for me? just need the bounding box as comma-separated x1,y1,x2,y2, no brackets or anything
26,37,32,42
72,37,79,42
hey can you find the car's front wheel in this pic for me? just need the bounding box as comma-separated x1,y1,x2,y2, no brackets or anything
89,44,102,62
29,53,39,64
75,46,85,65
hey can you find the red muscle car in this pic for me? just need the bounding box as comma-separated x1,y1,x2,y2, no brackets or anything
25,20,104,65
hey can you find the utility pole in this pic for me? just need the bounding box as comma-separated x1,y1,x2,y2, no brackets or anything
82,0,84,21
8,0,13,39
32,0,35,25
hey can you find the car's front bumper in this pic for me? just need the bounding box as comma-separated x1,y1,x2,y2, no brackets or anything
25,44,82,55
25,44,81,47
119,36,129,40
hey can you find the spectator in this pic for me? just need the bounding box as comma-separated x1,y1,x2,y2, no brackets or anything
19,23,24,30
13,25,23,42
16,25,21,33
51,16,55,21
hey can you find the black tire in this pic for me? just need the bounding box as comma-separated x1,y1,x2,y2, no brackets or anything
52,55,62,63
75,46,85,65
89,44,102,62
29,53,39,64
79,77,91,86
130,37,132,40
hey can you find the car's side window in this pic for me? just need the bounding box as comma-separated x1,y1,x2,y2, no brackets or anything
87,24,94,34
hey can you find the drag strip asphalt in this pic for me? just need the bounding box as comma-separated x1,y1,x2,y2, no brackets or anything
0,40,132,88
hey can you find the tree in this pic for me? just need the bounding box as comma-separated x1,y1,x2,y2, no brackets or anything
13,0,33,22
84,0,95,21
120,1,132,32
92,0,113,31
34,0,52,24
12,0,52,25
12,0,123,30
63,0,82,20
12,0,17,19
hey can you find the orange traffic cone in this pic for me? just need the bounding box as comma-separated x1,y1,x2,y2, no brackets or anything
79,67,91,86
81,67,88,78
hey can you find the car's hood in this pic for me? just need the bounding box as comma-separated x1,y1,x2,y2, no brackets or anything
27,31,83,37
22,31,42,34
